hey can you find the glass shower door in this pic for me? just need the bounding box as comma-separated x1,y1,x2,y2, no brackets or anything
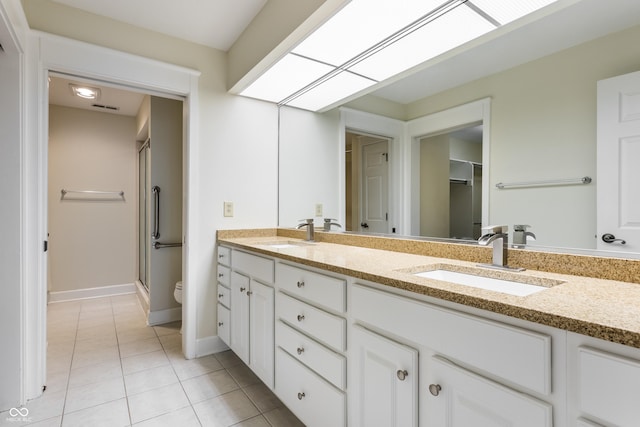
138,141,150,291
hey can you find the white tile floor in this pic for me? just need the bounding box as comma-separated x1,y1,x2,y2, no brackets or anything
0,294,304,427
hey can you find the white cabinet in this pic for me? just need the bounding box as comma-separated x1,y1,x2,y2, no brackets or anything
217,246,231,347
230,271,250,363
425,356,553,427
350,325,418,427
576,346,640,426
276,348,346,427
249,280,274,388
226,249,275,388
217,304,230,345
274,263,348,425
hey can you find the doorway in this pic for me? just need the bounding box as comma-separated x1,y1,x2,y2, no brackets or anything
47,74,184,325
419,124,483,240
345,131,391,234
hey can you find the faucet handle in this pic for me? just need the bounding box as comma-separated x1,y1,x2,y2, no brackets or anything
514,224,531,231
298,218,313,224
482,225,508,234
323,218,337,223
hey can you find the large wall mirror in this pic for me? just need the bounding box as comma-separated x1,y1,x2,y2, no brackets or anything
278,0,640,259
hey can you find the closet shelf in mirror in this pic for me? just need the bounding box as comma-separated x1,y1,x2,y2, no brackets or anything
495,176,592,190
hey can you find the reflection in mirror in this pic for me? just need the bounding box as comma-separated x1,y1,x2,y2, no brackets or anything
419,124,483,240
345,131,391,234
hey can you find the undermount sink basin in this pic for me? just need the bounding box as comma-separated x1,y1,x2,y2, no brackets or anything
414,267,560,297
258,240,314,249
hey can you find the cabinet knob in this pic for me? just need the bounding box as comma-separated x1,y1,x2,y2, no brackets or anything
218,293,224,298
297,314,305,322
246,291,253,296
429,384,442,396
218,273,224,278
297,347,305,355
297,280,305,288
297,392,306,400
218,322,223,327
396,370,408,381
218,254,224,258
240,287,246,292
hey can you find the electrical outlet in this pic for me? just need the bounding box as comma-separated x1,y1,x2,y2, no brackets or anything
223,201,234,217
315,203,323,217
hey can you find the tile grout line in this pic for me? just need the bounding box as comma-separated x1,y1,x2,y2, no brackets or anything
109,296,135,427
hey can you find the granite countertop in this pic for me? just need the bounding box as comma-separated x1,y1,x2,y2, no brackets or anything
217,230,640,349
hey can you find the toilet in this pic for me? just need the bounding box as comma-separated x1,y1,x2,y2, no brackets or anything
174,281,183,334
174,281,183,304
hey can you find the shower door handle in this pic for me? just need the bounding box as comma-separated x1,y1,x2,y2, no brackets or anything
152,186,160,239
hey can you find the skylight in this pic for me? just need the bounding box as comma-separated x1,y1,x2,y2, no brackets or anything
239,0,559,111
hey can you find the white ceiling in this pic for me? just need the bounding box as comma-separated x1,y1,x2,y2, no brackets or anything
51,0,267,51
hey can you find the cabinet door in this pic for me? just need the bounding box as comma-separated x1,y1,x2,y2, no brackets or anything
350,325,418,427
230,272,250,364
426,356,552,427
249,280,274,388
217,303,230,346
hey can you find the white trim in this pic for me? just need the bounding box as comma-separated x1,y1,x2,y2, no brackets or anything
195,335,230,358
25,31,202,403
148,307,182,326
47,283,136,303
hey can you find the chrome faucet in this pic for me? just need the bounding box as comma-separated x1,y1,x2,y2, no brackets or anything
513,224,536,248
478,225,524,271
478,225,508,267
296,219,315,241
323,218,342,232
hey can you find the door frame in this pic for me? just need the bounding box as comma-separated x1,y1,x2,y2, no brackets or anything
25,32,201,398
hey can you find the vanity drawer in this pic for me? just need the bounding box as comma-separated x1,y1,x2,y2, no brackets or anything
352,284,551,395
276,293,346,352
578,347,640,426
232,250,274,284
217,284,230,308
217,246,231,266
275,348,345,427
276,320,346,390
217,265,230,287
276,263,346,312
217,304,230,346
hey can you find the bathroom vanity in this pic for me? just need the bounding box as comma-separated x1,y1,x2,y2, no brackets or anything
216,229,640,427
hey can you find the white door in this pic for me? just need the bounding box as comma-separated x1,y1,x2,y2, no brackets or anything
249,280,274,388
230,272,250,364
597,70,640,252
350,325,418,427
361,140,389,233
425,356,552,427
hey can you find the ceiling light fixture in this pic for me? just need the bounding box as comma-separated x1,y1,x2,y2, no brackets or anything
69,83,101,100
239,0,559,112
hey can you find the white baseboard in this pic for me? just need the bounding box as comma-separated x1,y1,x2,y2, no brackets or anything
147,307,182,326
48,283,136,303
195,336,229,358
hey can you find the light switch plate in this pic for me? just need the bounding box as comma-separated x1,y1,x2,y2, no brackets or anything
223,201,234,217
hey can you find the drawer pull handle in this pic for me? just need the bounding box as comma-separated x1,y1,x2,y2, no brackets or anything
297,347,304,355
297,314,305,322
297,392,305,400
218,254,224,258
397,370,408,381
240,287,246,292
218,273,224,278
218,293,224,298
247,291,253,296
429,384,442,396
218,322,223,327
297,280,305,288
